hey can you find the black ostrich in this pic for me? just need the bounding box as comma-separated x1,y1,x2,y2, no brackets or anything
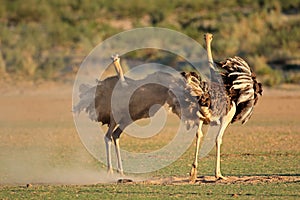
73,56,199,175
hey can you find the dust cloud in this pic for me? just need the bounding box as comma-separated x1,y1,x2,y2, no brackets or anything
0,145,140,185
0,83,143,185
0,150,120,184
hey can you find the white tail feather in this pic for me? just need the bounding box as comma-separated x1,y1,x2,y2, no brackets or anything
241,106,254,124
231,83,252,90
237,89,254,105
228,72,250,77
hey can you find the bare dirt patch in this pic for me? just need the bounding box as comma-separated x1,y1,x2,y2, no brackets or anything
133,175,300,185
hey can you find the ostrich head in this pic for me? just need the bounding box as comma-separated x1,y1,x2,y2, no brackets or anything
111,54,120,63
204,33,213,44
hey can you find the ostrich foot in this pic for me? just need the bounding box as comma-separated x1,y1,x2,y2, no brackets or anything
189,166,197,183
117,169,124,176
107,168,114,175
215,174,227,180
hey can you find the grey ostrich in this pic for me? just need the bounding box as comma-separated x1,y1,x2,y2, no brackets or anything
185,33,263,183
73,56,199,175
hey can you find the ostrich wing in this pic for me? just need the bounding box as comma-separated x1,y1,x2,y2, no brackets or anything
216,56,262,124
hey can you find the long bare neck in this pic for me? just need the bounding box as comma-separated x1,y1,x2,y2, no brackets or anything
111,55,127,86
113,59,126,82
205,34,215,71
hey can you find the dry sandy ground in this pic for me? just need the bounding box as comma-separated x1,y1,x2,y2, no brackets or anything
137,175,300,185
0,80,300,185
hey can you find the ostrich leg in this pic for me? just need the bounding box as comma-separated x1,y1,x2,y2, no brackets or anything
112,127,124,176
104,120,117,174
215,102,236,180
190,121,204,183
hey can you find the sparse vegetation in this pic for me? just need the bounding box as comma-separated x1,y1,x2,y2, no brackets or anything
0,0,300,86
0,81,299,199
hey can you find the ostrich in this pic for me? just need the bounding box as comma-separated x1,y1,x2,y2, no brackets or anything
73,56,199,175
73,34,262,181
185,33,263,183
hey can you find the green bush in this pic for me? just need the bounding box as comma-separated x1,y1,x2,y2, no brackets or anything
285,72,300,84
0,0,299,83
249,55,283,87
